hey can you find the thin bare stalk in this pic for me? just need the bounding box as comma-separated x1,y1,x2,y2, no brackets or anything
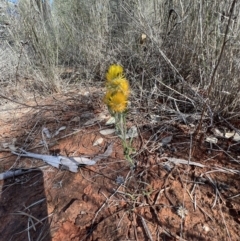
195,0,237,136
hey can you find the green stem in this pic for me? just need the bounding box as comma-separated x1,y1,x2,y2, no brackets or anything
113,112,134,166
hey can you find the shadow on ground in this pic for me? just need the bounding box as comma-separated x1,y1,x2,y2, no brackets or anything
0,169,51,241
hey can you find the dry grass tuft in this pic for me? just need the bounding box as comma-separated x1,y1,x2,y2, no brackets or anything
0,0,240,119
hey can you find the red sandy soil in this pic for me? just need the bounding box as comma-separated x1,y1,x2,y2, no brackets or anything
0,87,240,241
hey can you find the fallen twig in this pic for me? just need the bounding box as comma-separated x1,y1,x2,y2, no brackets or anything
10,143,113,173
0,168,43,181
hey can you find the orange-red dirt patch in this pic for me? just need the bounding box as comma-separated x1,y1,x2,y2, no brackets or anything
1,90,240,240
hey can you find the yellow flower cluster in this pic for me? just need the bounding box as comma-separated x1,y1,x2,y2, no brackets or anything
106,64,123,82
104,64,130,113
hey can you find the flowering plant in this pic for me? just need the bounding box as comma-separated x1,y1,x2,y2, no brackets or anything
103,64,134,165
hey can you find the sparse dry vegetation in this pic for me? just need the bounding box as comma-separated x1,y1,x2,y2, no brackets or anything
1,0,240,240
1,0,240,115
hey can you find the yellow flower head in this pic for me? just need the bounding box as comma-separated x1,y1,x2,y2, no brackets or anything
106,78,130,97
104,91,128,113
106,64,124,82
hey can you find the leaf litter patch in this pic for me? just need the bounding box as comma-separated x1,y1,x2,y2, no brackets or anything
0,89,240,240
